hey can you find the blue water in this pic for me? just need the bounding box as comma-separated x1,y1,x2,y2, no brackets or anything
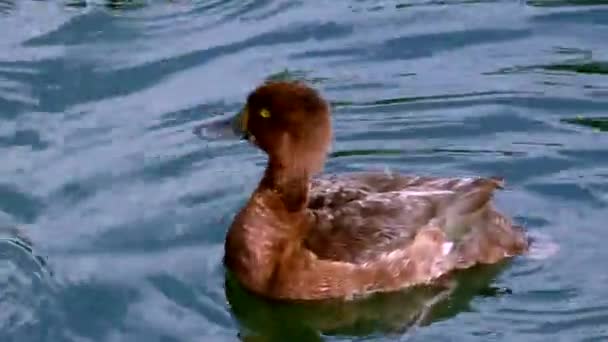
1,1,608,341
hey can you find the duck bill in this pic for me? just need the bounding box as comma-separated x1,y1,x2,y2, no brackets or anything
193,106,250,141
231,106,250,140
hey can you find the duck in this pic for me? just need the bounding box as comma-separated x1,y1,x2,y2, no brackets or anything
221,80,529,301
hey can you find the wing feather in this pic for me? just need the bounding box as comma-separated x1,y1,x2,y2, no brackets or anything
304,172,503,264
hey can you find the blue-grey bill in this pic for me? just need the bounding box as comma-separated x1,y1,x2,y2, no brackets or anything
193,111,246,141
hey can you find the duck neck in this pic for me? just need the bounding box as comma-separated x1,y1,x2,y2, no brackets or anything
224,159,312,293
260,157,311,213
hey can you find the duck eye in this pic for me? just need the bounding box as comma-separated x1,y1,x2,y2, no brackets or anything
260,108,271,118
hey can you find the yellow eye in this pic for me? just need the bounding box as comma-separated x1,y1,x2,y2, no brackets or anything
260,108,271,118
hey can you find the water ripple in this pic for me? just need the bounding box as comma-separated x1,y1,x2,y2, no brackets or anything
0,227,56,341
1,0,608,341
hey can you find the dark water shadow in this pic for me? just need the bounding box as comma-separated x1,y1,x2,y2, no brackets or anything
330,90,534,108
0,128,49,150
65,0,147,10
225,262,512,341
104,0,147,10
531,8,608,25
0,184,46,224
9,21,351,113
347,0,506,13
0,0,15,15
395,0,507,8
24,9,140,47
293,28,531,63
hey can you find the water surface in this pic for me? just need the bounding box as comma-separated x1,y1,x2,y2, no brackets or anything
1,0,608,341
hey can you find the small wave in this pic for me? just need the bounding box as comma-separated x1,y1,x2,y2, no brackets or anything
0,226,55,339
526,230,560,261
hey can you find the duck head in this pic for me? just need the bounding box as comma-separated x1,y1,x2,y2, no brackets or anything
232,81,333,177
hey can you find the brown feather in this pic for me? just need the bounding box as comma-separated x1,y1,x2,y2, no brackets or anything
223,81,529,301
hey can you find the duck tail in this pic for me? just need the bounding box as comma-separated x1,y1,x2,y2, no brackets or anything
441,178,501,241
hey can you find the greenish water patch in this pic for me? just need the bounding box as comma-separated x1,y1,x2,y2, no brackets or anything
330,148,525,159
226,263,511,341
527,0,608,6
265,68,329,84
544,61,608,74
486,59,608,75
561,116,608,131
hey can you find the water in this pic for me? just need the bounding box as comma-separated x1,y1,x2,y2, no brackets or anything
1,0,607,341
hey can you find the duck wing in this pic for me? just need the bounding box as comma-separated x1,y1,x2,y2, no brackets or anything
305,172,505,264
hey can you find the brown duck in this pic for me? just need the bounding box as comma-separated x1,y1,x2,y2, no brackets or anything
221,80,529,301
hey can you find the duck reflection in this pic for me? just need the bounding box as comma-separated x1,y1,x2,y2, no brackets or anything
225,262,512,341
